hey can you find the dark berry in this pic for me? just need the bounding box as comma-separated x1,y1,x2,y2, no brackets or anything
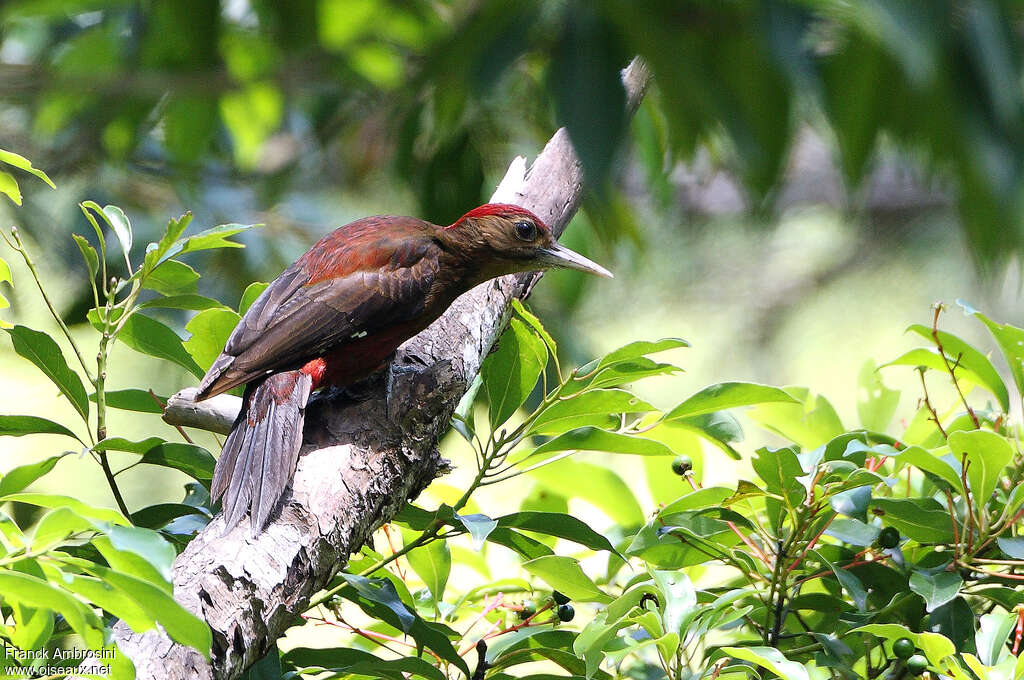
671,455,693,476
518,602,536,620
552,590,570,605
907,654,927,675
892,637,915,660
878,526,900,549
556,604,575,622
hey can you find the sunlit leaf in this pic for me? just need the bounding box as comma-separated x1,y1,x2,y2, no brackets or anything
88,309,203,378
909,571,962,613
183,308,240,372
0,149,55,188
5,325,90,421
0,415,81,441
665,382,798,421
722,646,809,680
90,388,166,414
522,555,612,603
140,443,216,482
483,317,547,428
0,453,69,497
948,429,1013,510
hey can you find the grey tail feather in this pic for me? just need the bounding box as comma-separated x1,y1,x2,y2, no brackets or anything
210,370,313,536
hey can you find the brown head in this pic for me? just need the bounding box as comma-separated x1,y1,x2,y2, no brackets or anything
443,204,612,284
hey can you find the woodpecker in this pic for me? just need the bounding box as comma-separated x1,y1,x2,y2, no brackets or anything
195,204,612,534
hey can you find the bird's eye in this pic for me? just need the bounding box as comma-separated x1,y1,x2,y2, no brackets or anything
514,220,537,241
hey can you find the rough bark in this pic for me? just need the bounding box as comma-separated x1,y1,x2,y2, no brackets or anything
112,58,649,680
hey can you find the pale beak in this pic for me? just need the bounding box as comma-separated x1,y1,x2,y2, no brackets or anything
534,242,614,278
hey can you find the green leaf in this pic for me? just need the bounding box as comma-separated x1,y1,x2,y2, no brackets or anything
108,525,177,582
0,256,12,328
652,570,697,638
90,388,165,414
0,415,80,441
529,460,644,527
529,389,653,436
31,506,95,549
511,299,556,354
751,446,806,508
569,356,679,393
0,149,55,188
183,308,240,372
339,573,415,631
976,611,1016,665
0,453,68,497
962,303,1024,398
238,281,269,315
8,560,54,650
721,646,809,680
142,212,192,276
870,497,956,543
529,427,676,460
5,325,89,421
882,348,991,399
93,437,166,454
892,445,962,492
948,429,1013,508
661,412,743,460
857,359,900,431
282,647,446,680
0,170,21,205
92,535,170,594
997,537,1024,559
485,527,555,560
140,443,216,482
131,503,208,530
158,223,256,265
82,201,132,264
852,624,956,665
597,337,689,369
0,570,103,647
825,518,880,547
72,234,100,286
747,387,844,448
496,511,618,554
659,486,733,517
909,571,962,612
78,561,211,658
664,382,798,421
142,259,199,295
404,534,450,606
103,204,133,259
139,294,228,312
2,492,127,525
88,310,203,378
483,317,547,428
56,571,155,632
814,550,868,611
522,555,612,603
906,324,1009,412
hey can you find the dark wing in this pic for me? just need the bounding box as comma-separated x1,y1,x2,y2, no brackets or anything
197,236,440,399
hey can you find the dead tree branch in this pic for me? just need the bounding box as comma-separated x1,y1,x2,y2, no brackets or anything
113,58,650,680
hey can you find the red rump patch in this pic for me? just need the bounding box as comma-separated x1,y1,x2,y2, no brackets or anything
447,204,546,230
300,357,328,389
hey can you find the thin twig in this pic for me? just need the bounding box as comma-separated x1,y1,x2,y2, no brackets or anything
917,368,947,439
931,305,980,429
5,227,96,385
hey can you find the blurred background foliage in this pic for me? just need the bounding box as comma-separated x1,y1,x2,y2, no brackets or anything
1,0,1024,507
